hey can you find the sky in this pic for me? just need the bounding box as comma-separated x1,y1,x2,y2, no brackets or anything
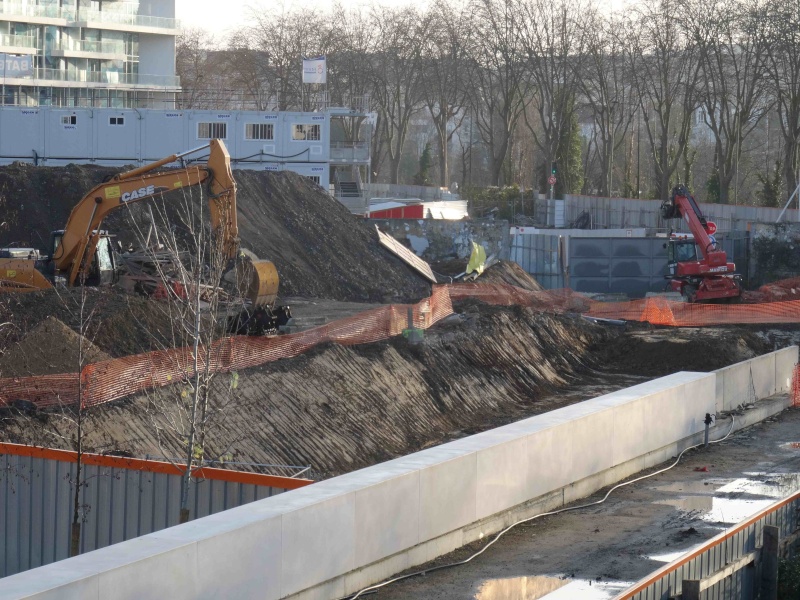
175,0,366,35
175,0,628,36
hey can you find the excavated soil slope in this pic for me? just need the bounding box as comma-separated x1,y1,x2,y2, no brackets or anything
0,302,771,479
0,164,430,302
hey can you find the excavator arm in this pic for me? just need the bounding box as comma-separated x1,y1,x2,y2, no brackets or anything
55,140,241,286
661,185,727,269
2,139,278,308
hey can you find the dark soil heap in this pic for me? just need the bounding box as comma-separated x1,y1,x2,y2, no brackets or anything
0,316,110,377
0,164,430,302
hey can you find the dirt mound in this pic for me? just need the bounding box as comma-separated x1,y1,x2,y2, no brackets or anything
0,316,110,377
742,277,800,303
476,260,544,291
592,326,770,376
0,287,175,358
0,164,430,303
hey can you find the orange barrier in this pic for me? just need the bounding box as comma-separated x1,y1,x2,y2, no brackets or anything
0,442,313,489
3,282,800,410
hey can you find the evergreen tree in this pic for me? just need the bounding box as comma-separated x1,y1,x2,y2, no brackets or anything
414,142,433,186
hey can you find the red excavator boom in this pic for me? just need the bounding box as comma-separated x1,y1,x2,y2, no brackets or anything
660,185,741,303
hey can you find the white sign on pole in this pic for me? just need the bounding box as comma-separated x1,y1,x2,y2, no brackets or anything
302,56,326,84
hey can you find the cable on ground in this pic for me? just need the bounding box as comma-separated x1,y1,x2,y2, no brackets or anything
344,415,737,600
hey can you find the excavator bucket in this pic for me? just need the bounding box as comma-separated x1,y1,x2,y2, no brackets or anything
237,257,280,307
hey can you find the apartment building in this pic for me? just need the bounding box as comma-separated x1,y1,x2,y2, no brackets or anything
0,0,179,108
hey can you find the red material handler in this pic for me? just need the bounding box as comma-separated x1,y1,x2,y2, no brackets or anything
660,185,742,303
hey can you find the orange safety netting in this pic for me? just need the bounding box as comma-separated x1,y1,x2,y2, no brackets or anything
792,364,800,408
3,282,800,410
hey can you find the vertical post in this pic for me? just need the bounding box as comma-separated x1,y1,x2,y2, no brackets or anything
761,525,779,600
682,579,701,600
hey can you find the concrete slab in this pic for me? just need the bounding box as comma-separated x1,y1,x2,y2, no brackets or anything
281,493,355,597
354,471,420,567
419,453,477,540
476,436,531,520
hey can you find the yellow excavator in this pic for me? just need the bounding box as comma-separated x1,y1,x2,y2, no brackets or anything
0,140,285,332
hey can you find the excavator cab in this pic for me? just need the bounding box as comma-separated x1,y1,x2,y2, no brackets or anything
666,235,698,276
49,229,118,287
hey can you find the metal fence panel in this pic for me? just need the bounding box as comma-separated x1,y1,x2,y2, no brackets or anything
623,495,800,600
512,232,749,296
0,454,295,578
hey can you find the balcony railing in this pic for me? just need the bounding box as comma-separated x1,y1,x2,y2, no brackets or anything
77,9,179,30
0,3,76,20
0,33,37,49
2,67,180,87
56,39,126,55
0,3,179,30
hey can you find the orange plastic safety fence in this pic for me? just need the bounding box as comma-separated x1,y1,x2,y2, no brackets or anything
792,364,800,408
4,282,800,410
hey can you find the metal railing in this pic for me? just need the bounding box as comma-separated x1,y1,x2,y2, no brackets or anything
55,38,126,55
2,67,180,87
76,8,179,30
0,33,37,49
0,2,76,20
0,3,178,29
615,490,800,600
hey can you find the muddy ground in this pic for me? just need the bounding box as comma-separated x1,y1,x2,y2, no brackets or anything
0,300,782,479
371,406,800,600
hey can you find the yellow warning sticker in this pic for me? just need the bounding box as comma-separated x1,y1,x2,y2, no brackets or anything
6,270,17,278
105,186,121,199
173,181,183,188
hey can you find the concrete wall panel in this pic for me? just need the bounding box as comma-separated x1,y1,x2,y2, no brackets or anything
751,353,777,399
281,493,355,597
476,436,531,520
419,453,477,540
775,347,798,393
96,539,198,600
354,472,420,567
526,424,574,499
192,515,283,600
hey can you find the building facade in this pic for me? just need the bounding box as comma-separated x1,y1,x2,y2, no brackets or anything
0,0,179,108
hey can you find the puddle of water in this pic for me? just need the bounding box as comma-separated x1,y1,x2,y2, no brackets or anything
716,474,800,498
648,546,703,563
656,495,714,512
652,479,728,494
701,497,775,524
474,576,567,600
539,579,633,599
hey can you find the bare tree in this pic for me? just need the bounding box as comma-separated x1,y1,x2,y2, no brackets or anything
368,6,430,183
124,184,244,524
763,0,800,201
176,28,221,109
578,13,636,197
466,0,532,186
626,0,703,200
421,0,473,187
688,0,772,204
519,0,589,194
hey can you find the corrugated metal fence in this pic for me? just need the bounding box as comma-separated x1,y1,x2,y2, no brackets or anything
511,232,750,297
556,195,800,232
615,491,800,600
0,445,312,578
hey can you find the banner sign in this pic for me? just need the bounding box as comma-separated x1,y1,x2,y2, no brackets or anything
1,53,34,79
302,55,326,84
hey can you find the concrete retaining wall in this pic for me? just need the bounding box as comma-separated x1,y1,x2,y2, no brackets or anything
2,349,796,600
713,346,798,413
